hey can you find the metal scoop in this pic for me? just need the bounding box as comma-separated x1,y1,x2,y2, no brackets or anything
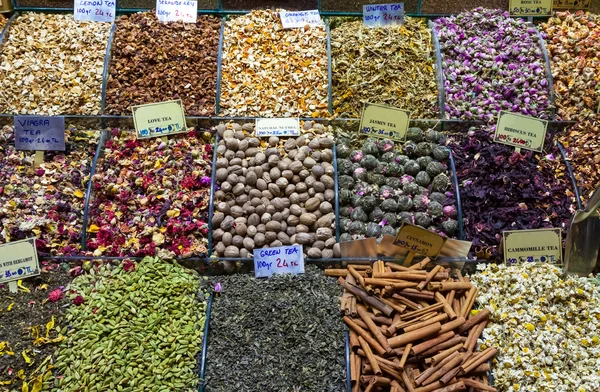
564,185,600,277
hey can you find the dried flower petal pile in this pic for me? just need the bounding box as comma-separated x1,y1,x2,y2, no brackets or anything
86,130,213,258
472,263,600,392
0,126,98,256
330,18,439,119
0,13,110,115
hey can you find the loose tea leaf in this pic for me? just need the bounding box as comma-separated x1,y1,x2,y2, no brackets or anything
205,265,346,392
330,18,439,119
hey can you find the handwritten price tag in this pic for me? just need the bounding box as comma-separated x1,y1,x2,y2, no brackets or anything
279,10,323,28
503,228,562,266
393,223,446,258
14,116,65,151
74,0,115,22
0,238,40,284
132,99,187,139
253,245,305,278
255,118,300,137
509,0,552,16
359,102,410,142
363,3,404,27
553,0,590,9
156,0,197,23
494,111,548,152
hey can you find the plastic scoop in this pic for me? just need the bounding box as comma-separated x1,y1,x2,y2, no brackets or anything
564,185,600,276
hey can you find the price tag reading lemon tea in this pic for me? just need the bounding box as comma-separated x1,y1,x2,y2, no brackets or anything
253,244,304,278
509,0,552,16
393,223,446,258
494,111,548,153
503,228,562,266
74,0,116,22
0,238,40,284
359,102,410,142
132,99,187,139
255,118,300,138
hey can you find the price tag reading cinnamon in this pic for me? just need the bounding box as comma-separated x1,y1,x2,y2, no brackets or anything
393,223,446,258
254,245,304,278
359,102,410,142
494,111,548,153
503,228,563,266
132,99,187,139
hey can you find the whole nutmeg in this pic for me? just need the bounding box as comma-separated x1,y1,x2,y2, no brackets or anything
246,147,258,157
222,232,233,246
234,217,247,225
325,237,336,248
246,171,258,185
268,183,281,197
308,138,320,150
256,204,266,215
298,192,310,203
216,168,228,182
284,138,296,151
215,242,226,255
256,223,266,233
295,182,308,193
265,204,276,214
287,215,300,226
276,177,289,189
262,190,274,201
270,240,283,248
316,213,334,228
292,175,302,184
296,224,310,233
234,130,244,139
248,213,260,226
270,167,281,180
289,161,303,173
313,210,323,219
285,184,296,196
235,223,248,236
282,170,294,181
277,232,291,244
321,149,333,162
305,197,320,212
311,151,322,162
247,225,257,237
324,189,335,202
319,137,333,148
238,139,249,151
236,194,249,206
261,213,272,224
254,233,266,247
320,175,334,189
288,150,298,160
272,212,283,222
213,228,224,241
217,144,227,155
281,208,290,220
311,165,325,178
303,157,317,168
289,192,300,205
299,169,311,180
317,228,333,241
249,189,262,199
232,235,244,248
271,198,284,211
299,213,317,226
230,206,244,218
265,231,277,243
287,226,296,236
243,237,254,251
232,183,245,196
256,179,268,191
221,215,234,230
333,243,341,258
296,232,312,244
216,157,228,168
224,150,235,160
313,240,325,250
290,204,303,216
255,152,266,165
248,137,260,147
305,175,317,188
265,221,282,232
240,249,248,258
262,172,272,183
322,249,334,259
307,247,322,259
224,245,239,257
308,188,316,197
320,201,333,214
226,138,239,151
212,212,225,227
229,158,242,167
296,135,306,146
268,154,280,167
269,136,279,146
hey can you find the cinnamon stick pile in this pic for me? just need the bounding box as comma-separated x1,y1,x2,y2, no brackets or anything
325,259,497,392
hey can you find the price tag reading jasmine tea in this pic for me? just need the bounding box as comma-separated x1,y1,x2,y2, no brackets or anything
279,10,323,28
509,0,552,16
15,116,65,151
0,238,40,284
359,102,410,142
503,228,563,266
132,99,187,139
254,245,305,278
363,3,404,27
156,0,197,23
393,223,446,258
494,111,548,153
255,118,300,137
74,0,116,22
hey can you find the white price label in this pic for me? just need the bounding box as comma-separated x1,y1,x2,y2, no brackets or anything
156,0,197,23
255,118,300,137
0,238,40,284
254,245,305,278
74,0,116,22
279,10,323,28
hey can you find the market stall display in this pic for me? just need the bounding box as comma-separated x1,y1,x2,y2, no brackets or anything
203,265,346,391
330,17,439,119
86,129,213,258
219,10,328,117
105,12,221,116
0,126,99,256
471,263,600,392
0,13,110,115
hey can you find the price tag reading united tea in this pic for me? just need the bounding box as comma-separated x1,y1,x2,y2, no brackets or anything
393,223,446,258
363,3,404,27
132,99,187,139
253,244,305,278
255,118,300,138
503,228,563,266
359,102,410,142
0,238,40,284
279,10,323,28
74,0,116,22
553,0,589,9
156,0,197,23
15,116,65,151
494,111,548,153
509,0,552,16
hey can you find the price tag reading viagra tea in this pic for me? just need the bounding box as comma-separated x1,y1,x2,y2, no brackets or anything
494,110,548,153
359,102,410,142
15,116,65,151
156,0,197,23
393,223,446,258
132,99,187,139
255,118,300,137
253,244,305,278
509,0,552,16
0,238,40,284
553,0,589,9
279,10,323,28
363,3,404,27
74,0,116,22
503,228,563,266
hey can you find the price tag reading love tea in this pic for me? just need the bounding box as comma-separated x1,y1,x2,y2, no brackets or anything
359,102,410,142
393,223,446,258
279,10,323,28
494,110,548,153
253,244,305,278
156,0,197,23
509,0,552,16
553,0,590,9
74,0,116,22
255,118,300,137
0,238,40,284
503,228,563,266
363,3,404,27
132,99,187,139
15,116,65,151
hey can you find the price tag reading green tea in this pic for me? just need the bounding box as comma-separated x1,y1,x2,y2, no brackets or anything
393,223,446,258
132,99,187,139
503,228,562,266
359,102,410,142
494,111,548,153
509,0,552,16
0,238,40,284
553,0,589,9
255,118,300,137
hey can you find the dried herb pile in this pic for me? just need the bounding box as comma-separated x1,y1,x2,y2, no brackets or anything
205,265,345,391
337,132,459,242
435,8,552,121
105,13,221,116
220,10,328,117
54,258,207,391
0,126,98,256
86,129,213,258
541,11,600,121
330,18,439,119
0,13,110,115
421,0,508,15
472,263,600,391
447,127,574,259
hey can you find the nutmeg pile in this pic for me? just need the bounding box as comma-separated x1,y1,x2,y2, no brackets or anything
212,122,339,259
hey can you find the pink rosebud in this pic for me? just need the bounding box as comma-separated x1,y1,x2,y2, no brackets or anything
352,150,364,162
48,289,63,302
73,296,85,306
123,261,135,272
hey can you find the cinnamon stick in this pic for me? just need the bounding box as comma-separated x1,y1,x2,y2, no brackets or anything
349,330,360,352
324,269,351,277
422,353,464,385
435,292,457,321
411,331,455,356
404,314,448,333
460,378,496,392
400,303,445,320
351,352,358,385
461,348,497,375
386,262,411,272
427,282,472,292
415,351,460,386
398,343,411,371
419,336,467,357
417,265,443,291
403,288,436,299
440,364,463,385
359,336,382,376
344,316,387,356
460,287,477,319
342,281,394,316
457,309,491,334
392,294,423,310
431,380,466,392
428,342,463,366
465,321,486,353
402,370,417,392
388,322,442,348
439,317,466,335
375,272,449,281
379,297,409,314
408,258,431,270
391,379,408,392
348,264,371,270
357,304,394,353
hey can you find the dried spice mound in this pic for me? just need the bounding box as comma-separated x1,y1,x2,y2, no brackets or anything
54,258,206,392
105,12,221,116
447,127,574,259
87,129,213,258
541,11,600,121
472,263,600,392
0,126,98,256
331,18,439,119
435,8,552,121
0,13,110,115
205,265,345,392
337,133,459,242
220,10,328,117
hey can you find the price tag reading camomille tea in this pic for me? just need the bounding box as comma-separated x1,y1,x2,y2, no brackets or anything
253,244,305,278
359,102,410,142
363,3,404,27
393,223,447,258
494,111,548,153
132,99,187,139
255,118,300,137
509,0,552,16
503,228,563,266
0,238,40,286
